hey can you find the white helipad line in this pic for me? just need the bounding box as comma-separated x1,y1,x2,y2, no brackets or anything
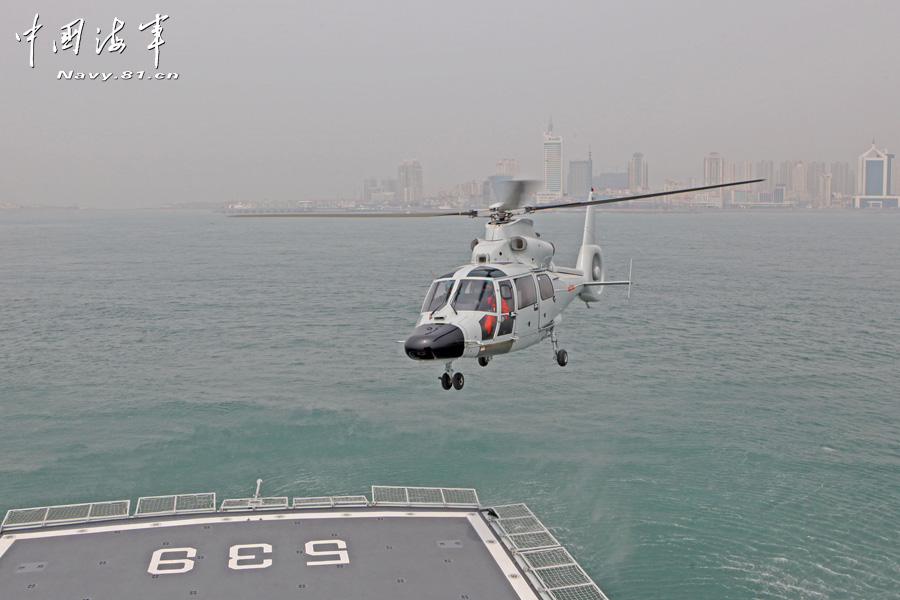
2,510,473,541
466,514,541,600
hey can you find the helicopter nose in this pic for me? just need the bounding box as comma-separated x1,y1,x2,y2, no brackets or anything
404,323,465,361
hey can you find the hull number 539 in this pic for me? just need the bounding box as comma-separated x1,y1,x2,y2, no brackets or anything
148,540,349,574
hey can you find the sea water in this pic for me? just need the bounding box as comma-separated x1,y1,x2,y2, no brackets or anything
1,209,898,599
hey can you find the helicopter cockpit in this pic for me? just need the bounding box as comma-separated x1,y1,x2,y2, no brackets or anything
420,267,509,315
451,279,496,312
421,279,455,313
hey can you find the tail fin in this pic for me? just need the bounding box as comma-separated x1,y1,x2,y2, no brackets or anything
576,189,605,302
581,189,597,247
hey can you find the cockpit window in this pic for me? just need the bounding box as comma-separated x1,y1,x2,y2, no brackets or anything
451,279,496,312
422,279,455,313
467,267,507,278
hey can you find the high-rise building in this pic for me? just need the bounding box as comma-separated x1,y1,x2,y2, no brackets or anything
495,159,519,179
855,141,898,208
858,142,893,195
541,118,564,202
830,161,852,196
756,160,774,192
704,153,724,185
726,161,753,183
704,153,724,198
774,184,786,204
792,161,807,195
381,178,398,201
628,152,648,191
777,160,794,189
398,159,424,204
568,150,593,201
806,161,825,199
893,160,900,199
820,173,833,208
362,176,379,203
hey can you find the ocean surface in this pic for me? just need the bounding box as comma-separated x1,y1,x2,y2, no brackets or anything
1,209,898,599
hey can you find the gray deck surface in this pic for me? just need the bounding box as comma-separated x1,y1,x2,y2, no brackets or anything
0,506,537,600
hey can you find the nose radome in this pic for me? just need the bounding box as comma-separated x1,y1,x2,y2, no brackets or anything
404,324,465,361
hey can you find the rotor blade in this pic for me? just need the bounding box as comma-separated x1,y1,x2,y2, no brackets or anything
226,210,480,218
523,179,764,212
496,180,540,212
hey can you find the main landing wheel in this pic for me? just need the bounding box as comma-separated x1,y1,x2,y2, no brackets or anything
556,349,568,367
440,373,452,390
452,372,465,390
478,356,490,367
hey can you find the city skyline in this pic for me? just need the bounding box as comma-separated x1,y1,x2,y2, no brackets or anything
352,135,876,209
3,1,899,208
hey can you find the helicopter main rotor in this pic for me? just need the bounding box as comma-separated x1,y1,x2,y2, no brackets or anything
228,179,763,219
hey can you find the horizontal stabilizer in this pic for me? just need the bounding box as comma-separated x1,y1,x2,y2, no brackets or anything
584,259,633,300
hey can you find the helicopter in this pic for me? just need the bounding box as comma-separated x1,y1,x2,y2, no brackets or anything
400,179,760,389
232,178,761,390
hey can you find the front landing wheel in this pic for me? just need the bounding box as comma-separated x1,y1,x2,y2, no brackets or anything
452,372,465,390
556,349,568,367
440,373,452,390
477,356,490,367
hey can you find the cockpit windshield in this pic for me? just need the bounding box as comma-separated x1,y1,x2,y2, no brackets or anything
422,279,455,313
451,279,496,312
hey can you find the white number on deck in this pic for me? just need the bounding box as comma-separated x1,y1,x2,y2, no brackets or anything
305,540,349,566
148,540,349,573
148,547,197,574
228,543,273,570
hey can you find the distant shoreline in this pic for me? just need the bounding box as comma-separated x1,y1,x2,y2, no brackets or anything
2,205,894,215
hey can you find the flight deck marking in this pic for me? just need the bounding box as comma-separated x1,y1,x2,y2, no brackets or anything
148,547,197,574
0,511,539,598
304,540,349,565
0,537,15,561
466,514,541,600
0,511,472,540
228,543,273,569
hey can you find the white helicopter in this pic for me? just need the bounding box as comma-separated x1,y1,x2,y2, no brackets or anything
400,179,760,390
232,178,759,390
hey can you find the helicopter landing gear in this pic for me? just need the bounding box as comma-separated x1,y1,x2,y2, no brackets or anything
477,356,490,367
453,372,464,390
551,330,568,367
440,363,465,390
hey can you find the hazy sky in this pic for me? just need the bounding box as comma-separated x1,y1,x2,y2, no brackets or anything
3,0,899,208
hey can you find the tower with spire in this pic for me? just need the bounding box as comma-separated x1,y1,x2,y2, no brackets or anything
540,116,564,203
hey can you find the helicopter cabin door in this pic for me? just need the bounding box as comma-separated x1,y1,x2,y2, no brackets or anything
536,272,557,329
512,274,541,348
488,280,516,354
